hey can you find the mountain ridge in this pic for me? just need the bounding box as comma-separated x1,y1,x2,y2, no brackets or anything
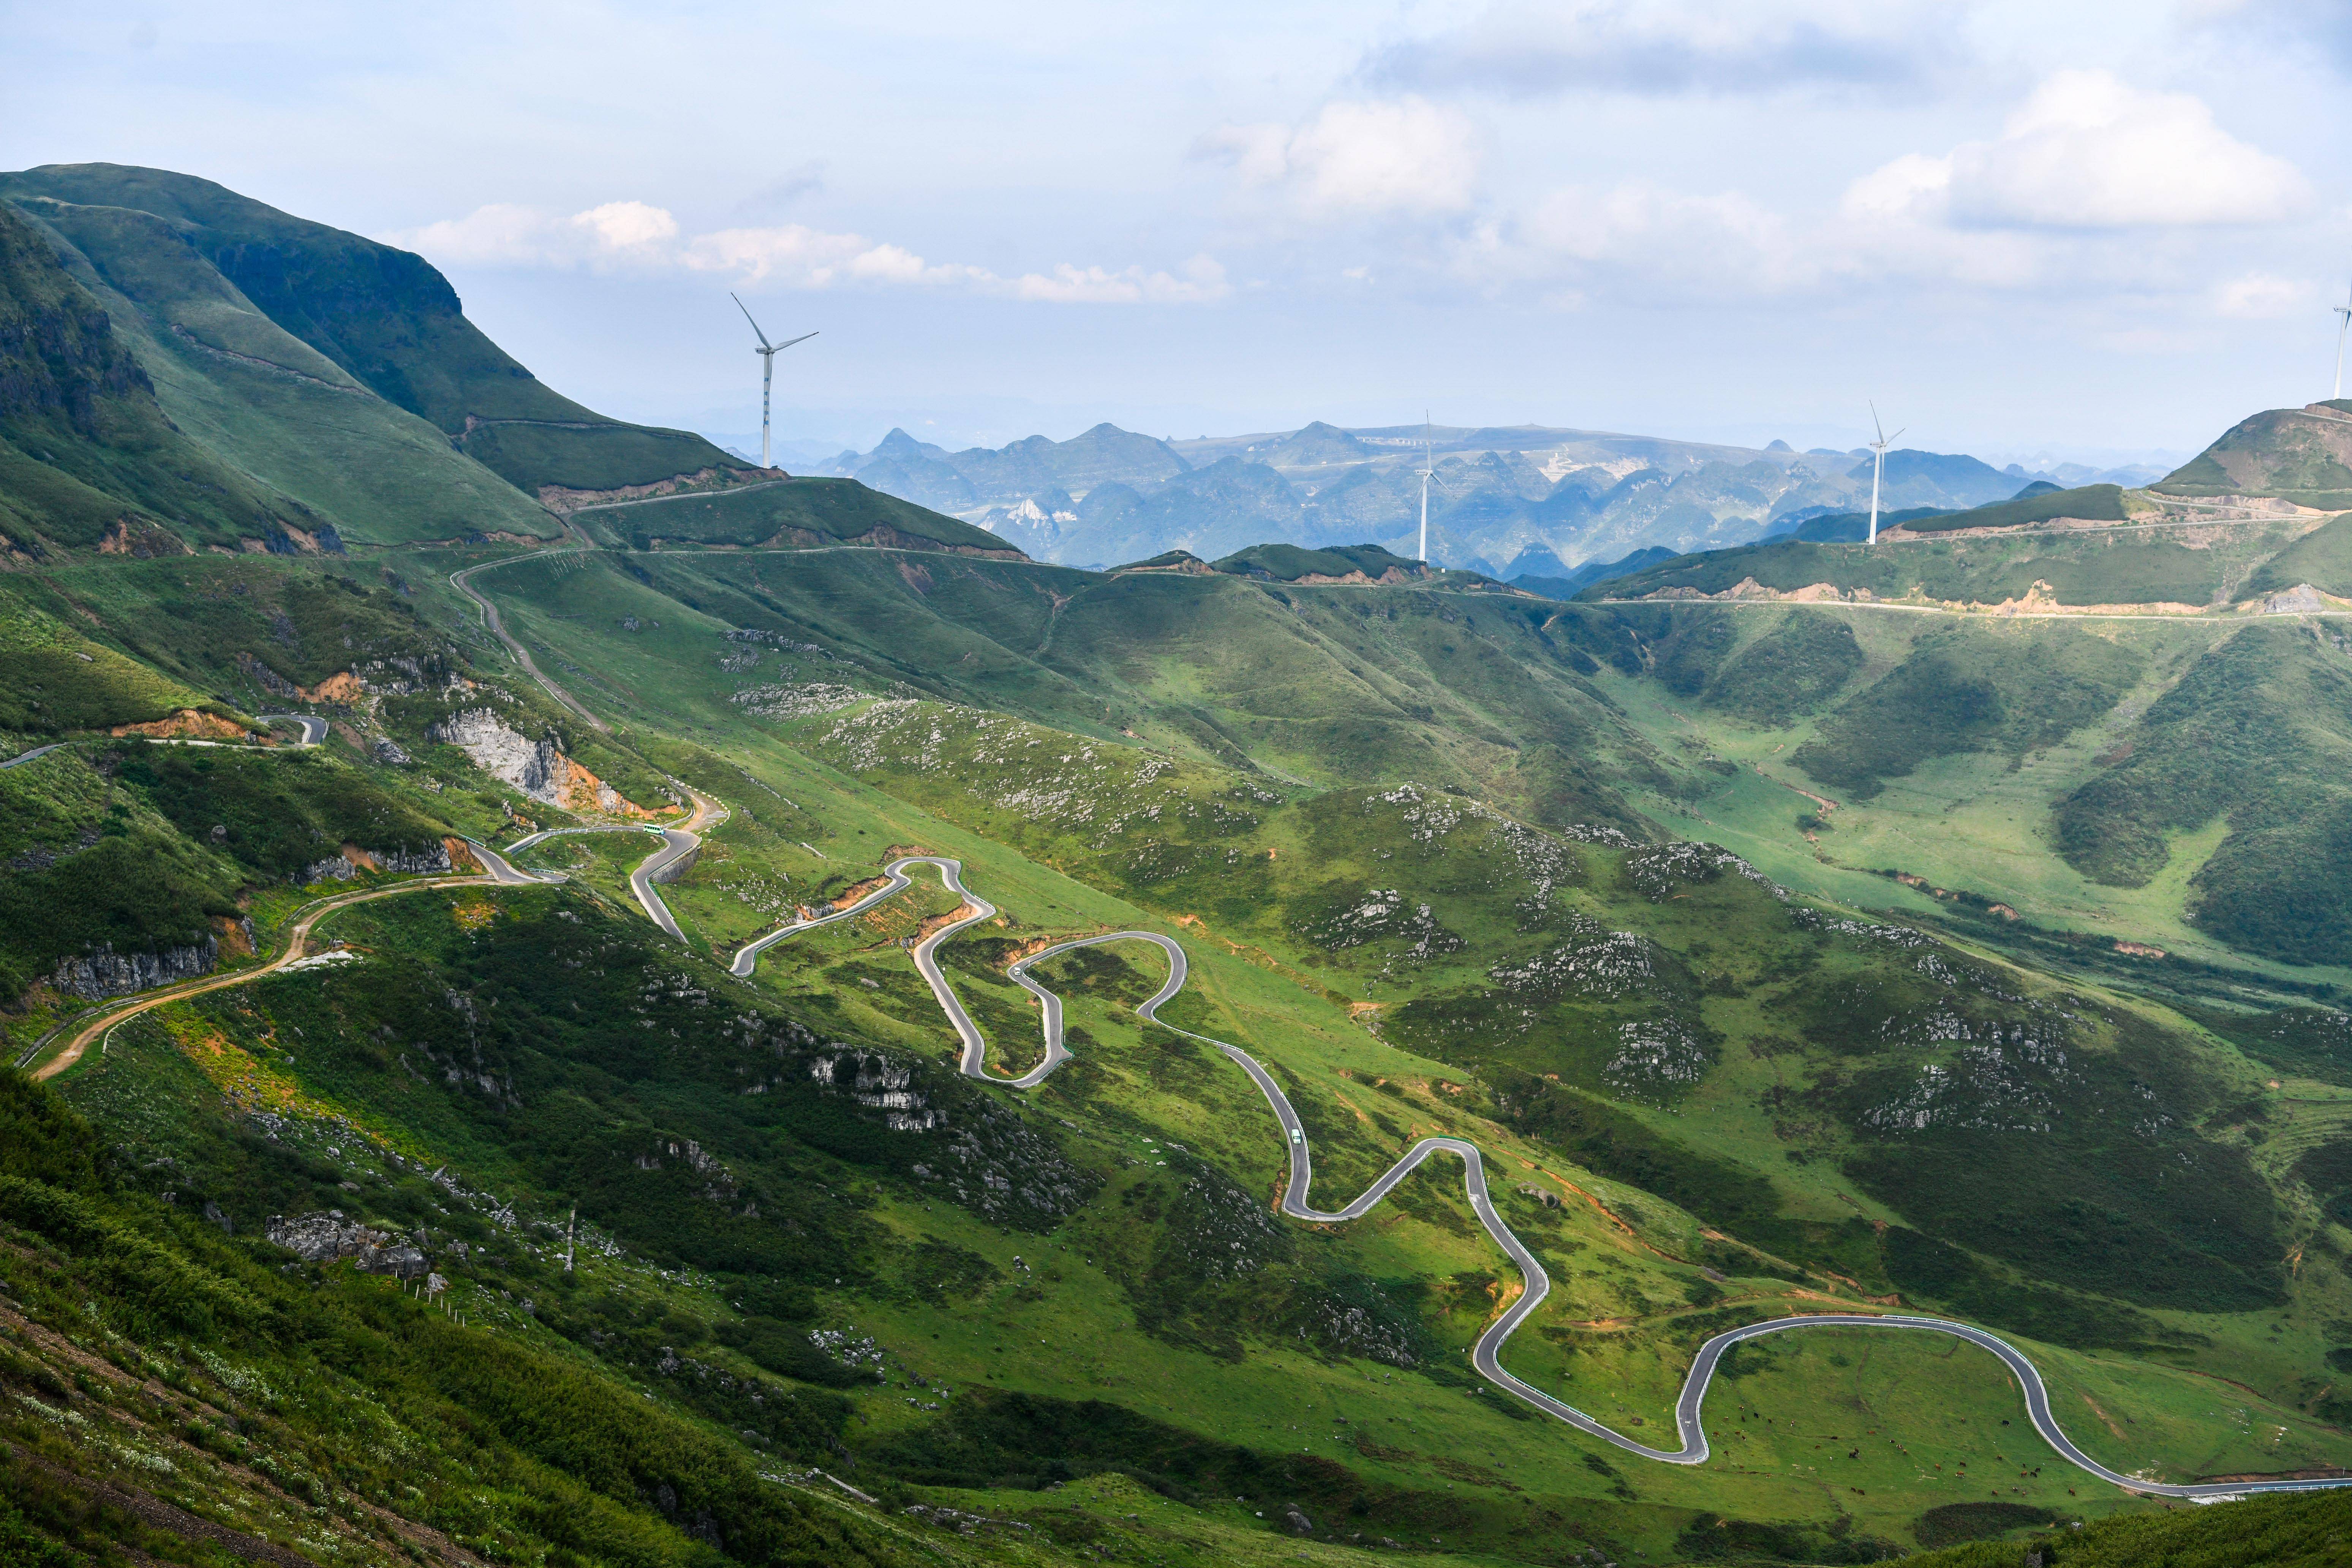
817,417,2168,574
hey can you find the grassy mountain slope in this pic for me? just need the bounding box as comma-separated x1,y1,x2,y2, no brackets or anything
0,200,323,556
433,539,2352,971
1582,506,2331,610
1898,482,2134,533
2052,621,2352,964
428,545,1660,831
8,193,561,547
0,163,766,530
2158,401,2352,504
569,477,1015,555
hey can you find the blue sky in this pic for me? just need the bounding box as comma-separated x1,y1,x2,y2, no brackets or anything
5,1,2348,461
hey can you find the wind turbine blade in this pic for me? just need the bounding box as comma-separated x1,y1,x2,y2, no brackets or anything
1890,429,1906,444
1870,400,1884,445
731,292,773,351
775,330,819,350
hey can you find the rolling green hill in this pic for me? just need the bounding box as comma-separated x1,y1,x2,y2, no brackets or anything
1896,482,2134,533
14,268,2352,1568
2157,401,2352,506
0,164,746,498
12,537,2352,1567
570,475,1016,555
0,165,985,555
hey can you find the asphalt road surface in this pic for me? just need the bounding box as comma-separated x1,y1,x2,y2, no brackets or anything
728,858,934,977
736,862,2352,1503
499,786,725,939
448,551,610,733
258,713,329,745
4,712,328,770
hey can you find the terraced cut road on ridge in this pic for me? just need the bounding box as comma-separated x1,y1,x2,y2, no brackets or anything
733,856,2352,1503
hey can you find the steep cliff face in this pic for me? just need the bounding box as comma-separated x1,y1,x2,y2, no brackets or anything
51,934,217,999
0,213,150,433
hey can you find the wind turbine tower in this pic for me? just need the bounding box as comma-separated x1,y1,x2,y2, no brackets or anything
731,294,817,470
1415,415,1439,564
2334,279,2352,401
1865,403,1904,545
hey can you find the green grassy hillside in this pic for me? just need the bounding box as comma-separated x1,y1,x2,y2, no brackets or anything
0,200,325,556
13,546,2352,1565
571,477,1016,554
1899,483,2132,533
2158,402,2352,504
9,193,561,547
2052,622,2352,964
419,540,2352,971
0,163,784,545
1211,542,1434,582
1580,511,2330,609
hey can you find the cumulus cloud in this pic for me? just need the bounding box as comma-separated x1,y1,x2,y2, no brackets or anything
1195,96,1482,219
1362,0,1963,98
572,200,680,251
1448,71,2305,304
395,204,571,266
1846,70,2311,229
387,204,1222,304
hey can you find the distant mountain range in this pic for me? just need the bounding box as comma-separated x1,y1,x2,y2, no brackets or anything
808,419,2168,575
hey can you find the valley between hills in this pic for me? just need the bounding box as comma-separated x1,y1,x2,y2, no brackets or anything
7,163,2352,1568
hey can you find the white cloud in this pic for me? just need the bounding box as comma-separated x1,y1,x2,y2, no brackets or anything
1847,70,2311,230
390,204,1217,304
1011,256,1229,304
1197,96,1482,219
1363,0,1965,98
2211,272,2311,319
572,200,679,251
396,203,571,266
679,224,988,289
1448,71,2301,303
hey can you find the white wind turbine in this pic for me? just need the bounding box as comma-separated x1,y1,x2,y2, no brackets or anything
2333,278,2352,401
1415,414,1448,565
1865,402,1904,545
731,293,817,470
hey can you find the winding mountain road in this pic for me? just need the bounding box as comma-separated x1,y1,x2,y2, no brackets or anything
737,858,2352,1503
448,552,609,733
24,872,500,1080
18,787,719,1078
259,713,329,746
499,786,724,940
4,712,329,771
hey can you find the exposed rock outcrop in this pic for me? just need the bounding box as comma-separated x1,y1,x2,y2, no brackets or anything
52,936,217,999
299,840,455,884
427,707,654,815
265,1211,428,1278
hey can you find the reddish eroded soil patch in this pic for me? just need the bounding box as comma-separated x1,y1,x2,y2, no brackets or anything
111,709,252,742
